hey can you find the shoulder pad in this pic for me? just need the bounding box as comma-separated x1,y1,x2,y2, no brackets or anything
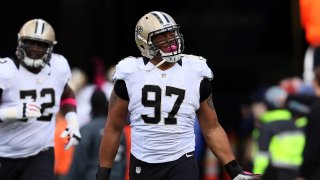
181,54,207,62
0,57,17,79
0,58,17,90
50,53,71,77
113,56,140,81
182,54,213,80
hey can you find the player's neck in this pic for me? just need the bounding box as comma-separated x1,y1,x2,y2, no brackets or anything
150,57,175,71
22,64,42,74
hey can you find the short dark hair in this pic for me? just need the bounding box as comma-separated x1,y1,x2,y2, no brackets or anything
90,88,108,117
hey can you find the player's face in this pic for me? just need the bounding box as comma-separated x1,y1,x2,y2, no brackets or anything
151,31,179,53
22,39,49,59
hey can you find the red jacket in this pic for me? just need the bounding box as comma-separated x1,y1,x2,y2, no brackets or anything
300,0,320,46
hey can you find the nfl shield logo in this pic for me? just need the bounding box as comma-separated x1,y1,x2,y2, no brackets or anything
136,166,141,174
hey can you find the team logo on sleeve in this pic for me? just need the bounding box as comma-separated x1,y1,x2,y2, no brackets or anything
136,166,141,174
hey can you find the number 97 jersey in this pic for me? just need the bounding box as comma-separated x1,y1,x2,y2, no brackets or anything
113,54,213,163
0,54,71,158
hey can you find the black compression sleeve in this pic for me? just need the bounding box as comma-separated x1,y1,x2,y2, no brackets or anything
114,80,129,101
200,78,212,103
224,160,243,179
96,166,111,180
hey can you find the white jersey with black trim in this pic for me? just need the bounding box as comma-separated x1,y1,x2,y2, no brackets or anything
113,54,213,163
0,53,71,158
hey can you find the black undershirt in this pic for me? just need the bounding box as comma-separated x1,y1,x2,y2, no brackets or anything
113,78,212,103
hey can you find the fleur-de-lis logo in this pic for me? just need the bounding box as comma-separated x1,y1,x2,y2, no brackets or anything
135,26,143,38
136,166,141,174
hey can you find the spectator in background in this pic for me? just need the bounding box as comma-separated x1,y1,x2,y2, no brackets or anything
54,112,75,180
237,103,256,171
253,86,306,180
105,64,116,83
193,117,206,179
297,66,320,180
68,68,88,94
54,68,88,180
300,0,320,85
67,88,126,180
76,57,114,127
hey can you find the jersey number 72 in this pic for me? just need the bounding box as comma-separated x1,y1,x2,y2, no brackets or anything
20,88,55,121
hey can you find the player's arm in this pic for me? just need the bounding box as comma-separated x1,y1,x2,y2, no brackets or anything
97,80,129,180
196,94,236,165
196,79,261,180
60,83,76,114
59,83,81,150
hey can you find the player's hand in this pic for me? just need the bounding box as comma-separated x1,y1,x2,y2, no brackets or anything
233,171,262,180
0,102,41,122
225,160,262,180
60,119,81,150
18,102,42,119
60,111,81,150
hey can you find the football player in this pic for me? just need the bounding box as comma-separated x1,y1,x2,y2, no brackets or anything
0,19,81,180
96,11,261,180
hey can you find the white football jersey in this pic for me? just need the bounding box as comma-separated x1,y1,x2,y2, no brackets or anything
113,54,213,163
0,54,71,158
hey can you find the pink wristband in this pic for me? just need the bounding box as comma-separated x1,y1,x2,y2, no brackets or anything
60,98,77,107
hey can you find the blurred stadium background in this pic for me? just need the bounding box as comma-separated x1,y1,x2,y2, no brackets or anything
0,0,306,130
